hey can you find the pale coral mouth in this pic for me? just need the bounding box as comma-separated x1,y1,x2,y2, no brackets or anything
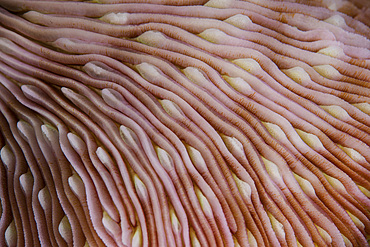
0,0,369,246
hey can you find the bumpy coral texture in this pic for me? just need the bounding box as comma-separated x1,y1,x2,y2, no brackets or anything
0,0,369,246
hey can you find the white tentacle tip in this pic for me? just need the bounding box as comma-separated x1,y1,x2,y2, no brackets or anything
233,236,241,247
67,132,86,153
316,225,332,244
131,226,142,247
282,67,311,84
358,185,370,198
137,31,166,47
268,212,286,239
205,0,233,8
52,38,76,50
38,187,51,211
60,87,76,99
101,12,130,25
342,234,353,247
1,146,15,170
293,174,316,197
247,230,258,247
21,84,44,103
324,174,346,194
195,187,213,218
68,173,85,199
156,147,174,171
121,222,133,247
190,228,201,247
324,15,346,27
320,105,349,120
135,63,161,81
83,62,108,78
96,147,113,168
20,171,34,196
17,120,33,142
296,129,324,150
134,175,149,202
224,14,252,29
313,65,341,79
352,103,370,115
262,157,284,184
262,122,287,141
22,11,40,21
59,216,73,244
5,221,17,247
0,37,16,55
233,58,261,73
318,46,344,58
347,211,365,231
338,145,366,163
102,88,126,108
223,75,253,96
170,208,182,235
159,100,185,119
102,211,122,239
186,145,208,173
198,28,227,43
221,134,246,158
232,174,252,200
120,125,140,148
41,124,59,145
182,67,209,87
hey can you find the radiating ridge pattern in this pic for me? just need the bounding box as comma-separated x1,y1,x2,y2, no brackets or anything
0,0,370,246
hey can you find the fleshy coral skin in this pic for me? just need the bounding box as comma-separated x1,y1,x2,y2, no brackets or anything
0,0,369,246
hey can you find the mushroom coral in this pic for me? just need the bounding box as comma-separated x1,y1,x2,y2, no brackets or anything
0,0,369,246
